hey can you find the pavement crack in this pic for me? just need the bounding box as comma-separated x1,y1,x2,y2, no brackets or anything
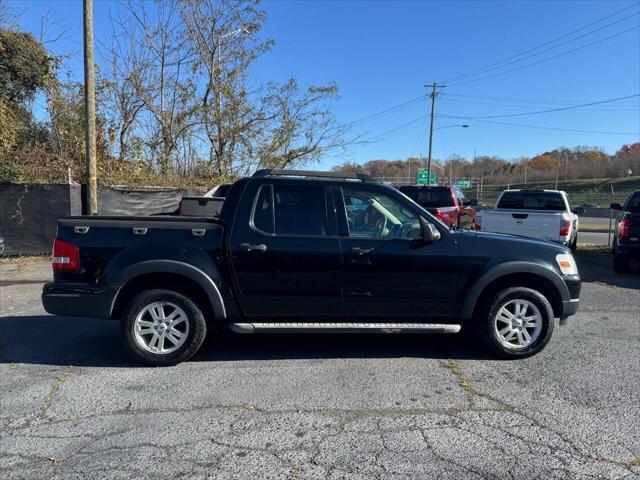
37,366,75,419
446,359,477,408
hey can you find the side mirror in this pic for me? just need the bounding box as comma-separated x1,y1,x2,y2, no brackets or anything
572,207,585,215
610,203,623,211
465,199,478,206
421,218,441,243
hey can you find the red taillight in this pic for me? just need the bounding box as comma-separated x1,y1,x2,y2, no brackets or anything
619,217,630,238
434,208,444,221
52,239,80,271
560,219,571,237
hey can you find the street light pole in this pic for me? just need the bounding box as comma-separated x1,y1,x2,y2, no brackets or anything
425,82,445,185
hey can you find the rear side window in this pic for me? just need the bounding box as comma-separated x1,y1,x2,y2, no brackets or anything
498,191,565,211
252,185,274,234
274,185,328,236
251,184,329,236
399,186,454,207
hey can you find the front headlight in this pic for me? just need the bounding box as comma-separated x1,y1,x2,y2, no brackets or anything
556,253,578,275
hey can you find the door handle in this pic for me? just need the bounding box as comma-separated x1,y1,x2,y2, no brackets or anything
240,243,267,252
351,247,375,256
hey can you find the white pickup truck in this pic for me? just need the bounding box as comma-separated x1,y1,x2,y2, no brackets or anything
476,189,581,251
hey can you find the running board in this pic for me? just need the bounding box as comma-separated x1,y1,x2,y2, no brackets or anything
229,322,461,334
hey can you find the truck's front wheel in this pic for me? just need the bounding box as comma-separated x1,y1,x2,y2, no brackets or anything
480,287,554,359
121,289,207,366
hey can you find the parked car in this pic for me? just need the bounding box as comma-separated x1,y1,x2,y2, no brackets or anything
476,189,581,252
42,170,581,366
610,191,640,273
398,185,477,228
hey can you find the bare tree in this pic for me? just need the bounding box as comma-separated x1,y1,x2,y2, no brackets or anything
0,0,23,29
180,0,273,176
255,79,351,172
100,12,147,162
120,0,198,174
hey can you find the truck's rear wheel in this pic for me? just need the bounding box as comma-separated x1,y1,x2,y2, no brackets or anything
121,289,207,366
480,287,554,359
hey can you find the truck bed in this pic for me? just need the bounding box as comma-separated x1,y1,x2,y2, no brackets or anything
55,215,224,286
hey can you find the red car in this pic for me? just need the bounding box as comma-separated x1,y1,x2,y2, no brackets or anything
398,185,477,228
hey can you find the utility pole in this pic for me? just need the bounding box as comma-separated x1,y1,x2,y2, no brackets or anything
83,0,97,214
426,82,445,185
563,151,569,181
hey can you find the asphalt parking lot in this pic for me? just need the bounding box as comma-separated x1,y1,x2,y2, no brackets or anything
0,250,639,479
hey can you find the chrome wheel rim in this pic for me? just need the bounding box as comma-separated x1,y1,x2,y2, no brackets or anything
493,299,542,350
134,301,189,354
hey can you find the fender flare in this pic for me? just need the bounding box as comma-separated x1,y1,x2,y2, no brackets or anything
109,260,226,319
461,261,569,320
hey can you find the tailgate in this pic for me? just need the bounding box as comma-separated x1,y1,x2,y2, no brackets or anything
481,210,561,241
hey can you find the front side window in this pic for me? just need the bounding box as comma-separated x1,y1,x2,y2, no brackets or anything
343,187,421,240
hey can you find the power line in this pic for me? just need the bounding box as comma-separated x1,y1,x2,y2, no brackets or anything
448,24,640,86
439,115,639,135
448,11,639,84
440,94,640,119
365,114,428,142
440,95,639,111
444,92,640,106
341,94,426,129
440,2,640,84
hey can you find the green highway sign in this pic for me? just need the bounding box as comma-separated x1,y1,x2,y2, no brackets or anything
454,180,471,188
417,169,436,185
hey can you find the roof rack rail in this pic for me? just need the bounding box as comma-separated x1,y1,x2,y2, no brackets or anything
252,169,375,182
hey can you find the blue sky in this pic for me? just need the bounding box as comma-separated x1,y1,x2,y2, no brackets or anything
12,0,640,170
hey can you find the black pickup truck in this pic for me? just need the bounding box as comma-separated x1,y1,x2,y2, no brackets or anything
611,190,640,273
43,170,581,365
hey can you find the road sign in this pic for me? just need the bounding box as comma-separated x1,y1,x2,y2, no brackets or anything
417,169,436,185
454,180,471,188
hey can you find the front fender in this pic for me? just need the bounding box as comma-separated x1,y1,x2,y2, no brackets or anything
460,261,569,320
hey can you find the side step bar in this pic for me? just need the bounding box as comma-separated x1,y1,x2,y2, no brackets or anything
229,322,461,334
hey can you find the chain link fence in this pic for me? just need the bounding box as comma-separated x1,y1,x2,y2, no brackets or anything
377,176,639,247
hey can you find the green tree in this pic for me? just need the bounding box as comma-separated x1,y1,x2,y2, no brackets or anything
0,28,53,107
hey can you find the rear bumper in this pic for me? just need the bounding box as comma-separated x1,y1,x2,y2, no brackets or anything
616,242,640,257
42,283,118,318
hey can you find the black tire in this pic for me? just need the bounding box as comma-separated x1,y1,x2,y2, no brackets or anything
569,235,577,253
613,252,631,273
121,289,207,366
479,287,555,359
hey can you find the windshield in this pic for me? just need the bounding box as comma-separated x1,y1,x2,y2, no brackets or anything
399,186,454,207
497,191,565,211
